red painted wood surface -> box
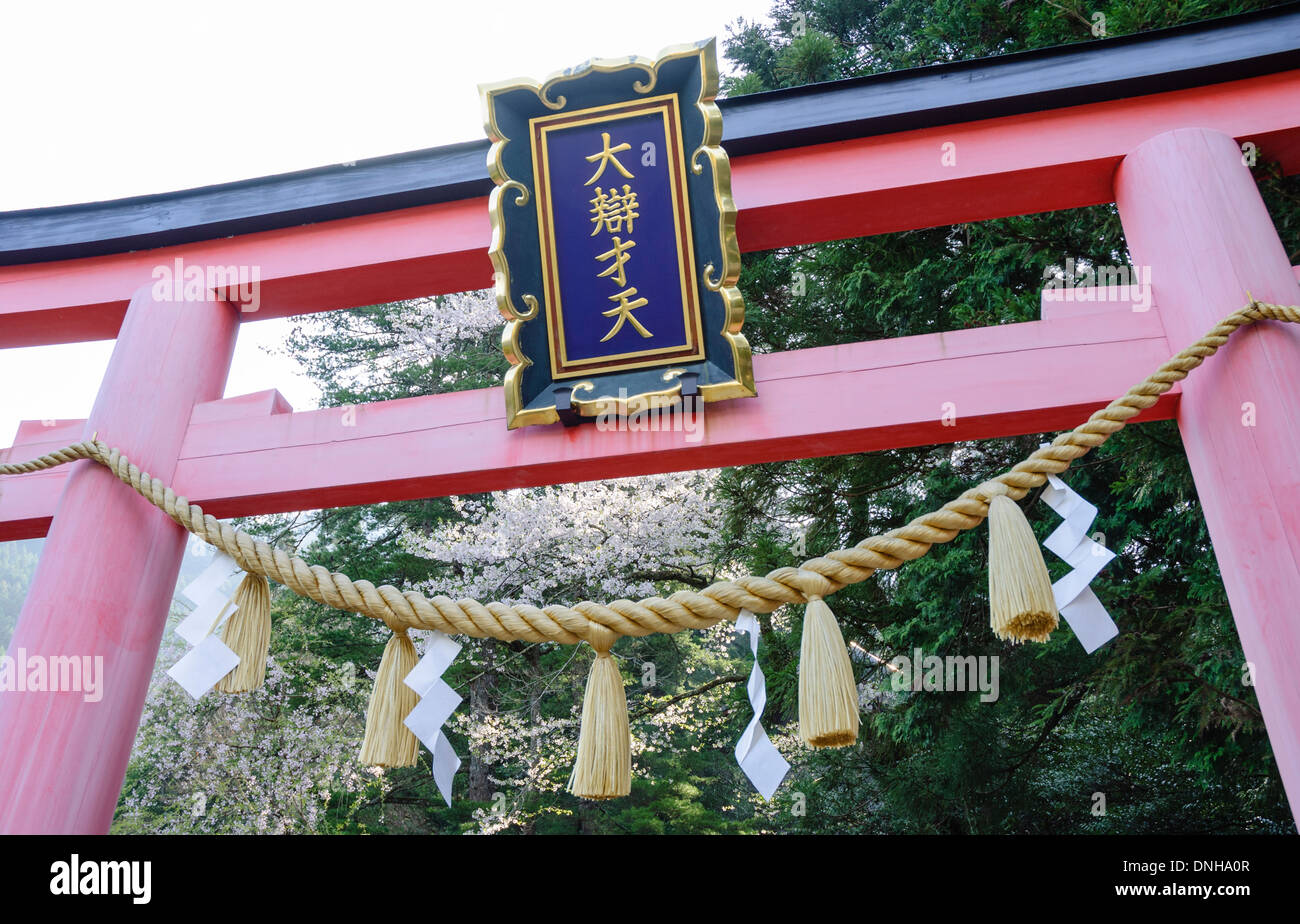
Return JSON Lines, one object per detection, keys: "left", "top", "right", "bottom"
{"left": 1, "top": 72, "right": 1298, "bottom": 348}
{"left": 2, "top": 68, "right": 1299, "bottom": 833}
{"left": 0, "top": 288, "right": 238, "bottom": 834}
{"left": 1116, "top": 128, "right": 1300, "bottom": 817}
{"left": 0, "top": 310, "right": 1176, "bottom": 540}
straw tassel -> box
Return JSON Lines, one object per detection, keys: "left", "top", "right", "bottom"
{"left": 798, "top": 595, "right": 860, "bottom": 748}
{"left": 215, "top": 573, "right": 272, "bottom": 693}
{"left": 359, "top": 629, "right": 420, "bottom": 768}
{"left": 568, "top": 626, "right": 631, "bottom": 800}
{"left": 987, "top": 493, "right": 1059, "bottom": 643}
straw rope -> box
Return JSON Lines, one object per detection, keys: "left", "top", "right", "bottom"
{"left": 3, "top": 299, "right": 1296, "bottom": 648}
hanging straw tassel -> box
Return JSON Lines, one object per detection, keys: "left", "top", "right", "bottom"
{"left": 987, "top": 494, "right": 1059, "bottom": 644}
{"left": 568, "top": 626, "right": 631, "bottom": 800}
{"left": 358, "top": 629, "right": 420, "bottom": 768}
{"left": 798, "top": 595, "right": 860, "bottom": 748}
{"left": 216, "top": 573, "right": 272, "bottom": 694}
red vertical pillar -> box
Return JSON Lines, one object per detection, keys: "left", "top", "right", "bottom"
{"left": 0, "top": 285, "right": 238, "bottom": 833}
{"left": 1115, "top": 128, "right": 1300, "bottom": 819}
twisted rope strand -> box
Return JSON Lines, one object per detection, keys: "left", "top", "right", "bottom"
{"left": 4, "top": 299, "right": 1296, "bottom": 648}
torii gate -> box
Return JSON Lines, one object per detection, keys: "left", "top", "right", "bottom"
{"left": 3, "top": 8, "right": 1300, "bottom": 833}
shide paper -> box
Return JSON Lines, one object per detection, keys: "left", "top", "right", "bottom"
{"left": 403, "top": 631, "right": 463, "bottom": 805}
{"left": 179, "top": 552, "right": 243, "bottom": 610}
{"left": 734, "top": 610, "right": 790, "bottom": 800}
{"left": 1040, "top": 471, "right": 1120, "bottom": 653}
{"left": 168, "top": 551, "right": 244, "bottom": 697}
{"left": 168, "top": 635, "right": 240, "bottom": 700}
{"left": 175, "top": 593, "right": 237, "bottom": 647}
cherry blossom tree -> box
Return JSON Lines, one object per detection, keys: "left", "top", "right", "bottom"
{"left": 115, "top": 629, "right": 388, "bottom": 834}
{"left": 400, "top": 469, "right": 791, "bottom": 833}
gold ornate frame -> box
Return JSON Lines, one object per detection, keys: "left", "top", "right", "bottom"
{"left": 480, "top": 38, "right": 755, "bottom": 429}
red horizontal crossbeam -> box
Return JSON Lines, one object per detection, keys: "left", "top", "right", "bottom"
{"left": 0, "top": 305, "right": 1175, "bottom": 540}
{"left": 1, "top": 71, "right": 1298, "bottom": 350}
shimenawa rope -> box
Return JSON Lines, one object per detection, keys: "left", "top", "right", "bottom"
{"left": 4, "top": 298, "right": 1293, "bottom": 646}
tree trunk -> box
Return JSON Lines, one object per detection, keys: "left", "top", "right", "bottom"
{"left": 466, "top": 640, "right": 499, "bottom": 802}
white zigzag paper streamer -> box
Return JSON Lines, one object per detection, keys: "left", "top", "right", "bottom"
{"left": 175, "top": 551, "right": 242, "bottom": 645}
{"left": 734, "top": 610, "right": 790, "bottom": 800}
{"left": 403, "top": 631, "right": 463, "bottom": 806}
{"left": 1039, "top": 471, "right": 1120, "bottom": 653}
{"left": 167, "top": 552, "right": 243, "bottom": 699}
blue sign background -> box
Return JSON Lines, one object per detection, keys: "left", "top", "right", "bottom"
{"left": 543, "top": 111, "right": 692, "bottom": 366}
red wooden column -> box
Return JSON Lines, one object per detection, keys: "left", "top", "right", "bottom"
{"left": 1115, "top": 128, "right": 1300, "bottom": 818}
{"left": 0, "top": 286, "right": 238, "bottom": 833}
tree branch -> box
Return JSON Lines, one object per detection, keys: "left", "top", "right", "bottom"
{"left": 631, "top": 674, "right": 747, "bottom": 720}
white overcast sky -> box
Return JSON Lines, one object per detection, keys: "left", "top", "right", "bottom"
{"left": 0, "top": 0, "right": 772, "bottom": 447}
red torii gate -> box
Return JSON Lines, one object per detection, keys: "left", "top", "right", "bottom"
{"left": 3, "top": 11, "right": 1300, "bottom": 832}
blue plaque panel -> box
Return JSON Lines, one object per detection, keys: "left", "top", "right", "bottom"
{"left": 481, "top": 40, "right": 755, "bottom": 429}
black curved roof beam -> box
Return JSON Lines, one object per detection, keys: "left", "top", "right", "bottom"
{"left": 1, "top": 2, "right": 1299, "bottom": 266}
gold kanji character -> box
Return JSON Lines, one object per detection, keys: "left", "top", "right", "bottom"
{"left": 584, "top": 132, "right": 634, "bottom": 186}
{"left": 595, "top": 236, "right": 636, "bottom": 287}
{"left": 589, "top": 185, "right": 640, "bottom": 236}
{"left": 601, "top": 287, "right": 652, "bottom": 342}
